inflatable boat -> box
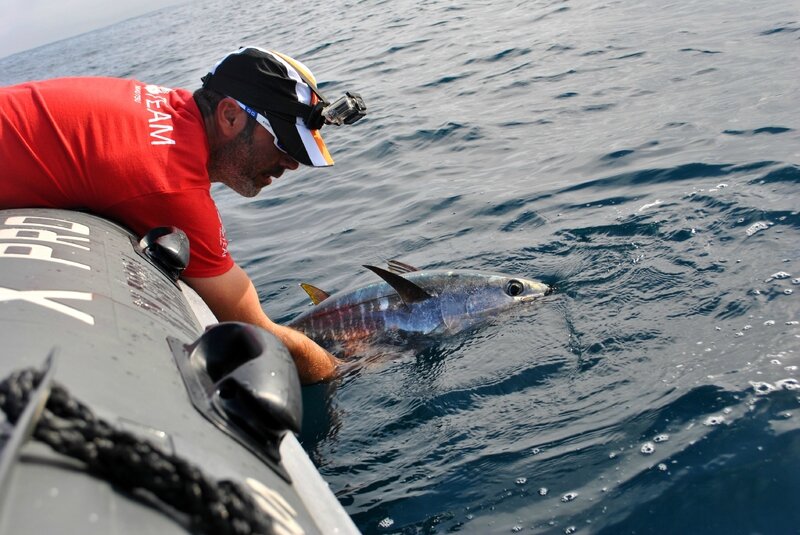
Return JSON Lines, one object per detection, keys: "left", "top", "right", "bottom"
{"left": 0, "top": 208, "right": 358, "bottom": 534}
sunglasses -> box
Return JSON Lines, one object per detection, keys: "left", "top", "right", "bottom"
{"left": 234, "top": 100, "right": 288, "bottom": 154}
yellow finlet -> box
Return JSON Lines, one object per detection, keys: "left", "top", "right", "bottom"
{"left": 300, "top": 283, "right": 330, "bottom": 305}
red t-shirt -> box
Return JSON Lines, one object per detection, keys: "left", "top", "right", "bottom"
{"left": 0, "top": 77, "right": 233, "bottom": 278}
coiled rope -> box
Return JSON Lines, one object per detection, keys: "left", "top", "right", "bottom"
{"left": 0, "top": 366, "right": 275, "bottom": 535}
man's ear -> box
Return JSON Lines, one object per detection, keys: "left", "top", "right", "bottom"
{"left": 215, "top": 97, "right": 246, "bottom": 139}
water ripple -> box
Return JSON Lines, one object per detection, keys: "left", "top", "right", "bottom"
{"left": 723, "top": 126, "right": 794, "bottom": 136}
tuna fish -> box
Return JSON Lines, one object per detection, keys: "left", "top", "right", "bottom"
{"left": 288, "top": 260, "right": 551, "bottom": 352}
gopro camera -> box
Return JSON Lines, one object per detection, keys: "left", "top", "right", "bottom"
{"left": 323, "top": 92, "right": 367, "bottom": 126}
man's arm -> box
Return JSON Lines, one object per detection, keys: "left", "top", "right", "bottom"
{"left": 183, "top": 264, "right": 339, "bottom": 384}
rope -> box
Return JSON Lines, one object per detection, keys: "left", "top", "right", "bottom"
{"left": 0, "top": 366, "right": 275, "bottom": 535}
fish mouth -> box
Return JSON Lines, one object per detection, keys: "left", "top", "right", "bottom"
{"left": 519, "top": 293, "right": 545, "bottom": 303}
{"left": 519, "top": 284, "right": 553, "bottom": 302}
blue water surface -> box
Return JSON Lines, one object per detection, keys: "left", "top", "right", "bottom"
{"left": 2, "top": 0, "right": 799, "bottom": 533}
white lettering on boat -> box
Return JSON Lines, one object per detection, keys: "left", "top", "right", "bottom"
{"left": 4, "top": 215, "right": 89, "bottom": 235}
{"left": 0, "top": 243, "right": 90, "bottom": 270}
{"left": 246, "top": 477, "right": 305, "bottom": 535}
{"left": 0, "top": 228, "right": 90, "bottom": 250}
{"left": 1, "top": 214, "right": 95, "bottom": 325}
{"left": 1, "top": 216, "right": 91, "bottom": 268}
{"left": 0, "top": 287, "right": 94, "bottom": 325}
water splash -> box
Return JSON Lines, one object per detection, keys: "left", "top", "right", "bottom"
{"left": 561, "top": 492, "right": 579, "bottom": 502}
{"left": 745, "top": 222, "right": 771, "bottom": 236}
{"left": 704, "top": 415, "right": 726, "bottom": 426}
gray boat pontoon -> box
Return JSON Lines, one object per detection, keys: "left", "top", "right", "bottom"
{"left": 0, "top": 208, "right": 358, "bottom": 534}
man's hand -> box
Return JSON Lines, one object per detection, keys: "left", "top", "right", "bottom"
{"left": 184, "top": 264, "right": 340, "bottom": 384}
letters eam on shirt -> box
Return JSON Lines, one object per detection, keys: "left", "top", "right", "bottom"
{"left": 0, "top": 215, "right": 95, "bottom": 325}
{"left": 140, "top": 84, "right": 177, "bottom": 146}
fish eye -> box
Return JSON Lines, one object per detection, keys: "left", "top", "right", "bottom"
{"left": 505, "top": 279, "right": 525, "bottom": 296}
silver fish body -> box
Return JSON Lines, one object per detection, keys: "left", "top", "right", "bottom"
{"left": 288, "top": 264, "right": 550, "bottom": 351}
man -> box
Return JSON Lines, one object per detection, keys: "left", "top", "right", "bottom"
{"left": 0, "top": 46, "right": 365, "bottom": 384}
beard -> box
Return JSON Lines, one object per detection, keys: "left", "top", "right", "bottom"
{"left": 208, "top": 124, "right": 271, "bottom": 198}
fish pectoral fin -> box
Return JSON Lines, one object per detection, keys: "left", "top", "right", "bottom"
{"left": 363, "top": 265, "right": 434, "bottom": 305}
{"left": 299, "top": 283, "right": 331, "bottom": 305}
{"left": 387, "top": 259, "right": 420, "bottom": 274}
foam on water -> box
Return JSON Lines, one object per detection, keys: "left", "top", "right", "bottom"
{"left": 561, "top": 492, "right": 579, "bottom": 503}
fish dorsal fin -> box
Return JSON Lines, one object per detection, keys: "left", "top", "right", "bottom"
{"left": 300, "top": 283, "right": 330, "bottom": 305}
{"left": 387, "top": 259, "right": 420, "bottom": 274}
{"left": 363, "top": 265, "right": 433, "bottom": 304}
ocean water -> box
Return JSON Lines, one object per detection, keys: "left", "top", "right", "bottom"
{"left": 2, "top": 0, "right": 799, "bottom": 533}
